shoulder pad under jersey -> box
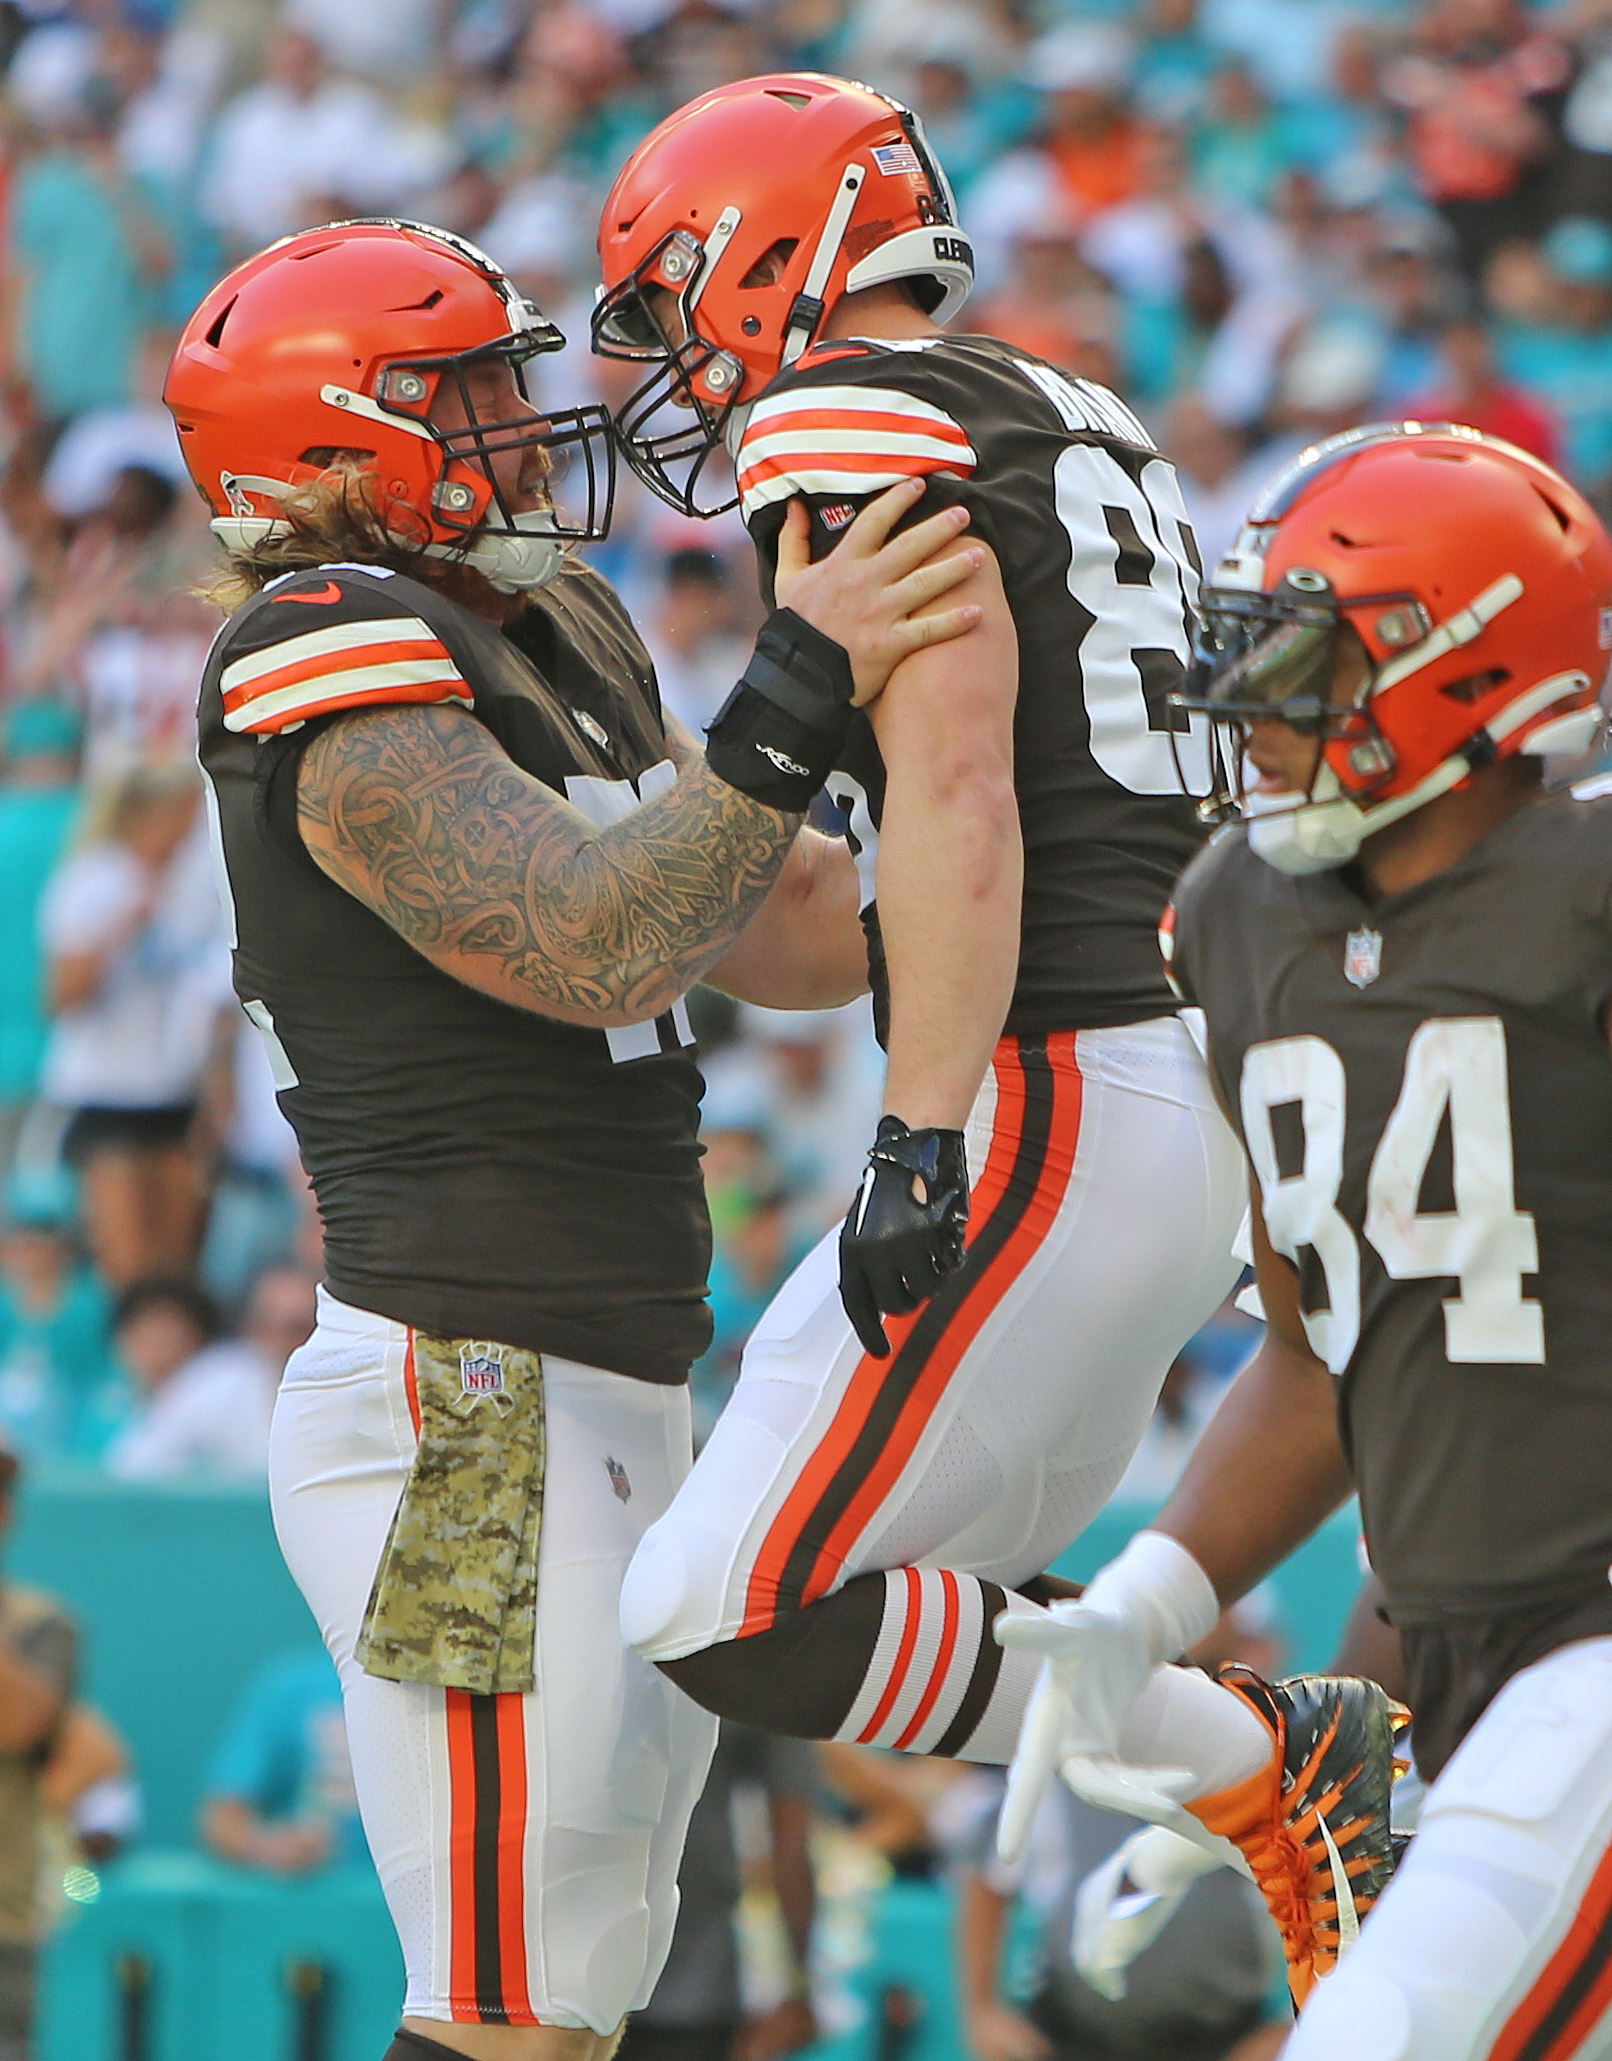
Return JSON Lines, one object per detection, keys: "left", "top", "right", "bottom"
{"left": 216, "top": 565, "right": 472, "bottom": 738}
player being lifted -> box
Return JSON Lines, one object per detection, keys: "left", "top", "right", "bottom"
{"left": 588, "top": 75, "right": 1383, "bottom": 1914}
{"left": 170, "top": 217, "right": 983, "bottom": 2061}
{"left": 1004, "top": 424, "right": 1612, "bottom": 2054}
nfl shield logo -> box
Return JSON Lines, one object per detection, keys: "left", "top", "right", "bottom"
{"left": 605, "top": 1457, "right": 631, "bottom": 1503}
{"left": 1344, "top": 928, "right": 1382, "bottom": 989}
{"left": 460, "top": 1342, "right": 506, "bottom": 1397}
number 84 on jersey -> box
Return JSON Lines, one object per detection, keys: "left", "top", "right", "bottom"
{"left": 1241, "top": 1017, "right": 1545, "bottom": 1374}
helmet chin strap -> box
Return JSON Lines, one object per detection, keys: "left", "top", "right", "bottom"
{"left": 426, "top": 517, "right": 565, "bottom": 593}
{"left": 1247, "top": 670, "right": 1593, "bottom": 875}
{"left": 782, "top": 163, "right": 867, "bottom": 367}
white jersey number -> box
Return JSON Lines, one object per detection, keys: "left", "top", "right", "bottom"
{"left": 1241, "top": 1018, "right": 1544, "bottom": 1373}
{"left": 1017, "top": 362, "right": 1210, "bottom": 799}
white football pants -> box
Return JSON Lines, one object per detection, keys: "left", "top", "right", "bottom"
{"left": 620, "top": 1016, "right": 1246, "bottom": 1751}
{"left": 270, "top": 1289, "right": 717, "bottom": 2034}
{"left": 1289, "top": 1635, "right": 1612, "bottom": 2061}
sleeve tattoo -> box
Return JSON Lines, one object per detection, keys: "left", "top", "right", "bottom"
{"left": 296, "top": 702, "right": 801, "bottom": 1027}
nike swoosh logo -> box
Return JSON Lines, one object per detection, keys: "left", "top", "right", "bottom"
{"left": 279, "top": 581, "right": 343, "bottom": 605}
{"left": 1315, "top": 1806, "right": 1360, "bottom": 1951}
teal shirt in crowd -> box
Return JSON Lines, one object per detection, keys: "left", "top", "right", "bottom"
{"left": 0, "top": 783, "right": 78, "bottom": 1103}
{"left": 1498, "top": 322, "right": 1612, "bottom": 490}
{"left": 205, "top": 1652, "right": 370, "bottom": 1871}
{"left": 0, "top": 1266, "right": 115, "bottom": 1461}
{"left": 11, "top": 151, "right": 150, "bottom": 420}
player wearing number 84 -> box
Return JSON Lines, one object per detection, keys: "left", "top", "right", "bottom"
{"left": 588, "top": 74, "right": 1262, "bottom": 1806}
{"left": 1004, "top": 424, "right": 1612, "bottom": 2059}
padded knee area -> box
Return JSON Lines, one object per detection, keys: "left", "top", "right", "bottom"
{"left": 617, "top": 1527, "right": 697, "bottom": 1659}
{"left": 657, "top": 1573, "right": 888, "bottom": 1738}
{"left": 1287, "top": 1962, "right": 1413, "bottom": 2060}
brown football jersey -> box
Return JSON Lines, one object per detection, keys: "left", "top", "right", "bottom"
{"left": 741, "top": 335, "right": 1211, "bottom": 1039}
{"left": 1169, "top": 787, "right": 1612, "bottom": 1627}
{"left": 199, "top": 559, "right": 709, "bottom": 1384}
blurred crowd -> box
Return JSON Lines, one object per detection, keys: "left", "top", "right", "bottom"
{"left": 8, "top": 0, "right": 1606, "bottom": 1473}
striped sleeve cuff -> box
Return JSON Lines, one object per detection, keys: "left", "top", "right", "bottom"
{"left": 221, "top": 616, "right": 471, "bottom": 735}
{"left": 738, "top": 383, "right": 977, "bottom": 519}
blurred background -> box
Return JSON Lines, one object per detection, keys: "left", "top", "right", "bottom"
{"left": 0, "top": 0, "right": 1575, "bottom": 2048}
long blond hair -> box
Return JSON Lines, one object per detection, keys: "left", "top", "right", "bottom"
{"left": 197, "top": 466, "right": 438, "bottom": 613}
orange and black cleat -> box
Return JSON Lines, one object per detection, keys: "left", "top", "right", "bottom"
{"left": 1187, "top": 1666, "right": 1408, "bottom": 2008}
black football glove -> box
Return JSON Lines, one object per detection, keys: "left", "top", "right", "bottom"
{"left": 839, "top": 1116, "right": 970, "bottom": 1358}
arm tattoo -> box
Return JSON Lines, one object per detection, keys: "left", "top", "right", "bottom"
{"left": 297, "top": 703, "right": 801, "bottom": 1027}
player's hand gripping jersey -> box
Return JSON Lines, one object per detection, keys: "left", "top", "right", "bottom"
{"left": 198, "top": 560, "right": 709, "bottom": 1383}
{"left": 737, "top": 335, "right": 1213, "bottom": 1035}
{"left": 1167, "top": 790, "right": 1612, "bottom": 1745}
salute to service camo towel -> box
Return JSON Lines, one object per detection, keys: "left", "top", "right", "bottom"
{"left": 357, "top": 1332, "right": 545, "bottom": 1694}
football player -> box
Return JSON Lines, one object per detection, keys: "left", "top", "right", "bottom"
{"left": 588, "top": 77, "right": 1265, "bottom": 1809}
{"left": 170, "top": 217, "right": 982, "bottom": 2061}
{"left": 1001, "top": 423, "right": 1612, "bottom": 2055}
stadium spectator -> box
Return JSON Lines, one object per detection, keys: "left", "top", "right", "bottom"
{"left": 5, "top": 78, "right": 170, "bottom": 428}
{"left": 0, "top": 1171, "right": 113, "bottom": 1463}
{"left": 196, "top": 1010, "right": 311, "bottom": 1313}
{"left": 199, "top": 26, "right": 448, "bottom": 255}
{"left": 0, "top": 1440, "right": 76, "bottom": 2061}
{"left": 105, "top": 1265, "right": 314, "bottom": 1483}
{"left": 1191, "top": 59, "right": 1295, "bottom": 213}
{"left": 38, "top": 761, "right": 227, "bottom": 1288}
{"left": 973, "top": 232, "right": 1122, "bottom": 385}
{"left": 971, "top": 21, "right": 1142, "bottom": 289}
{"left": 905, "top": 49, "right": 1030, "bottom": 200}
{"left": 1381, "top": 0, "right": 1568, "bottom": 280}
{"left": 1028, "top": 23, "right": 1147, "bottom": 223}
{"left": 0, "top": 702, "right": 79, "bottom": 1181}
{"left": 643, "top": 548, "right": 757, "bottom": 737}
{"left": 199, "top": 1647, "right": 367, "bottom": 1873}
{"left": 689, "top": 1117, "right": 795, "bottom": 1436}
{"left": 1159, "top": 395, "right": 1259, "bottom": 589}
{"left": 1495, "top": 213, "right": 1612, "bottom": 496}
{"left": 616, "top": 1723, "right": 819, "bottom": 2061}
{"left": 1409, "top": 313, "right": 1561, "bottom": 461}
{"left": 1132, "top": 0, "right": 1219, "bottom": 128}
{"left": 39, "top": 1702, "right": 138, "bottom": 1870}
{"left": 27, "top": 433, "right": 220, "bottom": 786}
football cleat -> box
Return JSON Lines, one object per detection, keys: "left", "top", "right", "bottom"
{"left": 1187, "top": 1666, "right": 1407, "bottom": 2007}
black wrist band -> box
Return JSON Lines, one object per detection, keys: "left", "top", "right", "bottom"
{"left": 704, "top": 607, "right": 855, "bottom": 812}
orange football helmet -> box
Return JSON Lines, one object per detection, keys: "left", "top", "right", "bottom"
{"left": 593, "top": 73, "right": 973, "bottom": 513}
{"left": 165, "top": 218, "right": 614, "bottom": 592}
{"left": 1181, "top": 422, "right": 1612, "bottom": 871}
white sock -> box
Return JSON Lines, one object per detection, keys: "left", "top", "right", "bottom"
{"left": 950, "top": 1589, "right": 1046, "bottom": 1762}
{"left": 1118, "top": 1662, "right": 1271, "bottom": 1798}
{"left": 835, "top": 1571, "right": 1041, "bottom": 1759}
